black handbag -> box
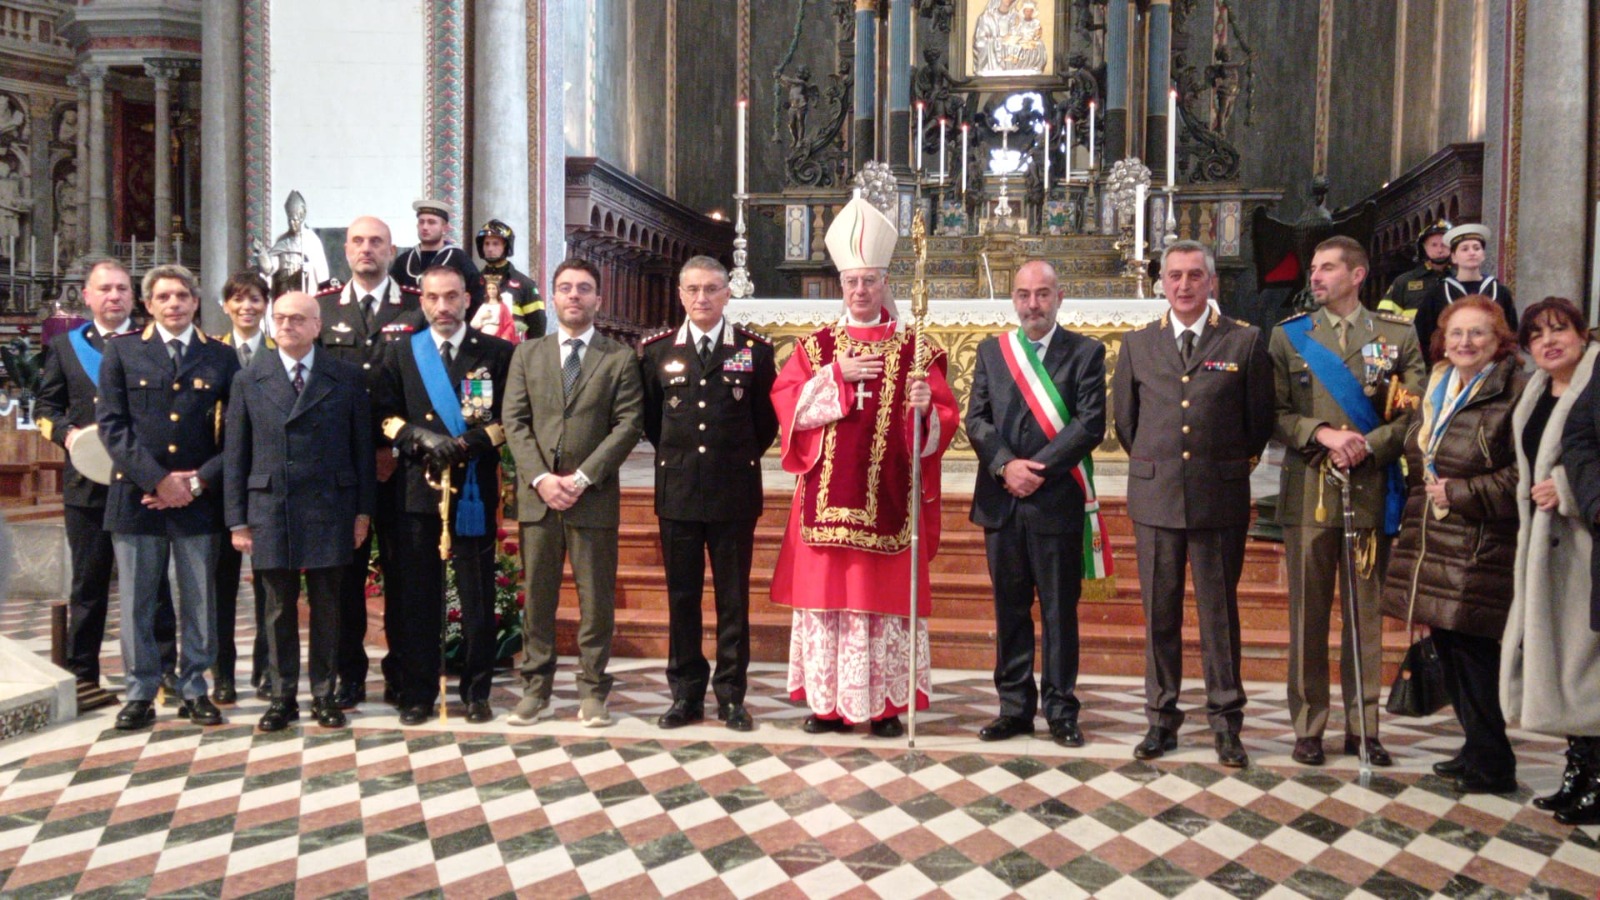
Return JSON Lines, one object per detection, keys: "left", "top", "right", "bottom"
{"left": 1387, "top": 635, "right": 1448, "bottom": 717}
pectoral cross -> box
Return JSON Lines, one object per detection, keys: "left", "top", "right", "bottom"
{"left": 855, "top": 380, "right": 874, "bottom": 411}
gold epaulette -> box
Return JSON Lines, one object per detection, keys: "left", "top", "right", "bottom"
{"left": 734, "top": 325, "right": 772, "bottom": 345}
{"left": 1373, "top": 311, "right": 1412, "bottom": 325}
{"left": 641, "top": 329, "right": 673, "bottom": 346}
{"left": 1235, "top": 318, "right": 1253, "bottom": 328}
{"left": 1277, "top": 311, "right": 1310, "bottom": 326}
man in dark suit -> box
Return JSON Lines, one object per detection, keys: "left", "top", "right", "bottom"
{"left": 211, "top": 271, "right": 275, "bottom": 704}
{"left": 966, "top": 259, "right": 1107, "bottom": 746}
{"left": 97, "top": 264, "right": 241, "bottom": 730}
{"left": 373, "top": 265, "right": 514, "bottom": 725}
{"left": 640, "top": 256, "right": 779, "bottom": 732}
{"left": 1111, "top": 240, "right": 1275, "bottom": 766}
{"left": 504, "top": 258, "right": 644, "bottom": 728}
{"left": 36, "top": 259, "right": 178, "bottom": 691}
{"left": 316, "top": 215, "right": 423, "bottom": 710}
{"left": 226, "top": 292, "right": 374, "bottom": 730}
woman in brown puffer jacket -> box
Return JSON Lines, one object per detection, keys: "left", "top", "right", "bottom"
{"left": 1383, "top": 296, "right": 1527, "bottom": 795}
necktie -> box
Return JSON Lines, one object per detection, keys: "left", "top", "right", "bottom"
{"left": 362, "top": 294, "right": 377, "bottom": 332}
{"left": 698, "top": 335, "right": 712, "bottom": 367}
{"left": 292, "top": 362, "right": 305, "bottom": 394}
{"left": 1181, "top": 330, "right": 1195, "bottom": 364}
{"left": 168, "top": 338, "right": 184, "bottom": 373}
{"left": 1031, "top": 340, "right": 1044, "bottom": 358}
{"left": 1334, "top": 320, "right": 1348, "bottom": 352}
{"left": 562, "top": 338, "right": 583, "bottom": 398}
{"left": 441, "top": 340, "right": 455, "bottom": 370}
{"left": 239, "top": 342, "right": 253, "bottom": 368}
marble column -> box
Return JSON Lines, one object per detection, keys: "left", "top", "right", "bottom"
{"left": 887, "top": 0, "right": 911, "bottom": 169}
{"left": 67, "top": 74, "right": 89, "bottom": 266}
{"left": 472, "top": 0, "right": 530, "bottom": 273}
{"left": 144, "top": 61, "right": 178, "bottom": 262}
{"left": 1144, "top": 0, "right": 1171, "bottom": 177}
{"left": 1104, "top": 0, "right": 1130, "bottom": 166}
{"left": 852, "top": 0, "right": 877, "bottom": 171}
{"left": 82, "top": 65, "right": 108, "bottom": 256}
{"left": 539, "top": 0, "right": 566, "bottom": 307}
{"left": 201, "top": 0, "right": 244, "bottom": 331}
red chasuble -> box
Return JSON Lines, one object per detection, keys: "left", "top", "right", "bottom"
{"left": 770, "top": 315, "right": 959, "bottom": 618}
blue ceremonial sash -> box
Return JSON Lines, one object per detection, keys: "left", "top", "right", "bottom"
{"left": 410, "top": 330, "right": 485, "bottom": 537}
{"left": 1282, "top": 315, "right": 1405, "bottom": 535}
{"left": 68, "top": 324, "right": 102, "bottom": 390}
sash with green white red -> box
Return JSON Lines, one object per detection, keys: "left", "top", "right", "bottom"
{"left": 997, "top": 330, "right": 1116, "bottom": 595}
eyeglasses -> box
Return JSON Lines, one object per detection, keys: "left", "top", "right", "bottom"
{"left": 1444, "top": 327, "right": 1491, "bottom": 342}
{"left": 841, "top": 275, "right": 884, "bottom": 291}
{"left": 272, "top": 314, "right": 313, "bottom": 327}
{"left": 679, "top": 284, "right": 727, "bottom": 297}
{"left": 556, "top": 283, "right": 597, "bottom": 296}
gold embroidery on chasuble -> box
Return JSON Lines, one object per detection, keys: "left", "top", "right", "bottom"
{"left": 797, "top": 324, "right": 917, "bottom": 554}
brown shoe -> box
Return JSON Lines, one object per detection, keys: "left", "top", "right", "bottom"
{"left": 1292, "top": 737, "right": 1326, "bottom": 766}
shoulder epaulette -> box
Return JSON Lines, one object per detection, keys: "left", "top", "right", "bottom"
{"left": 734, "top": 324, "right": 772, "bottom": 345}
{"left": 1234, "top": 318, "right": 1252, "bottom": 328}
{"left": 315, "top": 284, "right": 341, "bottom": 297}
{"left": 107, "top": 328, "right": 138, "bottom": 340}
{"left": 400, "top": 284, "right": 422, "bottom": 295}
{"left": 141, "top": 323, "right": 155, "bottom": 339}
{"left": 1277, "top": 311, "right": 1309, "bottom": 325}
{"left": 1374, "top": 311, "right": 1411, "bottom": 325}
{"left": 641, "top": 328, "right": 673, "bottom": 346}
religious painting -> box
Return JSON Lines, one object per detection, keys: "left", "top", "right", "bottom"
{"left": 958, "top": 0, "right": 1062, "bottom": 81}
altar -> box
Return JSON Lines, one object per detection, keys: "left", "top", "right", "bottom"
{"left": 726, "top": 296, "right": 1168, "bottom": 455}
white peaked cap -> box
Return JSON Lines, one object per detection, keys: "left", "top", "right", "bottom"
{"left": 825, "top": 195, "right": 899, "bottom": 271}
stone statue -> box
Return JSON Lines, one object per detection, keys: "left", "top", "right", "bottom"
{"left": 0, "top": 157, "right": 25, "bottom": 247}
{"left": 1208, "top": 46, "right": 1247, "bottom": 136}
{"left": 252, "top": 190, "right": 330, "bottom": 298}
{"left": 0, "top": 95, "right": 23, "bottom": 144}
{"left": 777, "top": 66, "right": 816, "bottom": 148}
{"left": 1085, "top": 0, "right": 1108, "bottom": 71}
{"left": 53, "top": 163, "right": 78, "bottom": 262}
{"left": 56, "top": 107, "right": 76, "bottom": 144}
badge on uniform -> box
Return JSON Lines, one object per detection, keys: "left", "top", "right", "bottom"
{"left": 1407, "top": 280, "right": 1424, "bottom": 291}
{"left": 1361, "top": 340, "right": 1398, "bottom": 389}
{"left": 722, "top": 348, "right": 754, "bottom": 373}
{"left": 667, "top": 396, "right": 681, "bottom": 408}
{"left": 1200, "top": 360, "right": 1239, "bottom": 372}
{"left": 732, "top": 387, "right": 744, "bottom": 401}
{"left": 668, "top": 375, "right": 687, "bottom": 386}
{"left": 461, "top": 368, "right": 494, "bottom": 422}
{"left": 382, "top": 323, "right": 414, "bottom": 334}
{"left": 664, "top": 360, "right": 685, "bottom": 374}
{"left": 331, "top": 322, "right": 353, "bottom": 333}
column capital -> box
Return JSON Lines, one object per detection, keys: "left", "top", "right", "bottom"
{"left": 76, "top": 63, "right": 107, "bottom": 86}
{"left": 143, "top": 59, "right": 185, "bottom": 83}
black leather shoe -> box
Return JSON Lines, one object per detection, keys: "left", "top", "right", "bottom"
{"left": 465, "top": 702, "right": 494, "bottom": 724}
{"left": 978, "top": 715, "right": 1035, "bottom": 742}
{"left": 802, "top": 714, "right": 848, "bottom": 734}
{"left": 1433, "top": 755, "right": 1467, "bottom": 777}
{"left": 256, "top": 684, "right": 272, "bottom": 701}
{"left": 1554, "top": 781, "right": 1600, "bottom": 826}
{"left": 1453, "top": 769, "right": 1518, "bottom": 795}
{"left": 1292, "top": 737, "right": 1326, "bottom": 766}
{"left": 310, "top": 700, "right": 347, "bottom": 729}
{"left": 657, "top": 700, "right": 705, "bottom": 729}
{"left": 1534, "top": 748, "right": 1592, "bottom": 812}
{"left": 1343, "top": 736, "right": 1393, "bottom": 767}
{"left": 383, "top": 684, "right": 400, "bottom": 707}
{"left": 719, "top": 703, "right": 754, "bottom": 732}
{"left": 1049, "top": 720, "right": 1084, "bottom": 747}
{"left": 258, "top": 699, "right": 299, "bottom": 732}
{"left": 334, "top": 682, "right": 366, "bottom": 710}
{"left": 213, "top": 678, "right": 237, "bottom": 705}
{"left": 398, "top": 704, "right": 433, "bottom": 726}
{"left": 115, "top": 700, "right": 156, "bottom": 731}
{"left": 1133, "top": 726, "right": 1178, "bottom": 760}
{"left": 870, "top": 716, "right": 904, "bottom": 738}
{"left": 1215, "top": 732, "right": 1248, "bottom": 768}
{"left": 178, "top": 696, "right": 224, "bottom": 726}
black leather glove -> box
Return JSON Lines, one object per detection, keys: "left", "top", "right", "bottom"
{"left": 461, "top": 427, "right": 497, "bottom": 458}
{"left": 406, "top": 426, "right": 467, "bottom": 468}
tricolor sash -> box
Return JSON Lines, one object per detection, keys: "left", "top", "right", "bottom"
{"left": 1281, "top": 315, "right": 1405, "bottom": 534}
{"left": 997, "top": 331, "right": 1115, "bottom": 596}
{"left": 410, "top": 330, "right": 486, "bottom": 537}
{"left": 68, "top": 324, "right": 102, "bottom": 390}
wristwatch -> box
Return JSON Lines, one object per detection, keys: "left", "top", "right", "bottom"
{"left": 187, "top": 475, "right": 204, "bottom": 496}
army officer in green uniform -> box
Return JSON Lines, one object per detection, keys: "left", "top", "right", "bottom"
{"left": 1270, "top": 235, "right": 1425, "bottom": 767}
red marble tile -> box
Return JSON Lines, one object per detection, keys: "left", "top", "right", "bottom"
{"left": 1459, "top": 856, "right": 1534, "bottom": 897}
{"left": 1308, "top": 847, "right": 1377, "bottom": 884}
{"left": 143, "top": 853, "right": 227, "bottom": 896}
{"left": 297, "top": 801, "right": 362, "bottom": 834}
{"left": 104, "top": 793, "right": 181, "bottom": 826}
{"left": 220, "top": 858, "right": 297, "bottom": 899}
{"left": 410, "top": 757, "right": 468, "bottom": 786}
{"left": 552, "top": 810, "right": 616, "bottom": 844}
{"left": 1163, "top": 840, "right": 1230, "bottom": 878}
{"left": 232, "top": 798, "right": 300, "bottom": 832}
{"left": 423, "top": 805, "right": 489, "bottom": 840}
{"left": 951, "top": 829, "right": 1019, "bottom": 867}
{"left": 1018, "top": 832, "right": 1085, "bottom": 870}
{"left": 590, "top": 872, "right": 663, "bottom": 900}
{"left": 367, "top": 865, "right": 444, "bottom": 900}
{"left": 1531, "top": 859, "right": 1600, "bottom": 897}
{"left": 363, "top": 804, "right": 427, "bottom": 834}
{"left": 439, "top": 864, "right": 516, "bottom": 898}
{"left": 1232, "top": 845, "right": 1302, "bottom": 882}
{"left": 815, "top": 822, "right": 880, "bottom": 860}
{"left": 487, "top": 809, "right": 550, "bottom": 842}
{"left": 2, "top": 850, "right": 95, "bottom": 890}
{"left": 685, "top": 816, "right": 747, "bottom": 850}
{"left": 1380, "top": 850, "right": 1457, "bottom": 892}
{"left": 513, "top": 869, "right": 585, "bottom": 898}
{"left": 1308, "top": 796, "right": 1364, "bottom": 828}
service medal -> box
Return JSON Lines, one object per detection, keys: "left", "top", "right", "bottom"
{"left": 732, "top": 387, "right": 744, "bottom": 401}
{"left": 668, "top": 396, "right": 681, "bottom": 408}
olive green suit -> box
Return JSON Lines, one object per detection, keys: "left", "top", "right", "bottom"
{"left": 1269, "top": 307, "right": 1425, "bottom": 739}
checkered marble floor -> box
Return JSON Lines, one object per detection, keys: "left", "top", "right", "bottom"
{"left": 1, "top": 596, "right": 1597, "bottom": 898}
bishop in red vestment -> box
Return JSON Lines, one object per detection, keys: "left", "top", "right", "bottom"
{"left": 770, "top": 196, "right": 959, "bottom": 737}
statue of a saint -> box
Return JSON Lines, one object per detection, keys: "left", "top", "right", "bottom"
{"left": 1208, "top": 46, "right": 1247, "bottom": 136}
{"left": 777, "top": 66, "right": 816, "bottom": 148}
{"left": 252, "top": 190, "right": 330, "bottom": 298}
{"left": 972, "top": 0, "right": 1046, "bottom": 76}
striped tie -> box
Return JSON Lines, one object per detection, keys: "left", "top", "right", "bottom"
{"left": 562, "top": 338, "right": 583, "bottom": 398}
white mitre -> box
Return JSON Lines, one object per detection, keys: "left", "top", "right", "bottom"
{"left": 826, "top": 194, "right": 900, "bottom": 321}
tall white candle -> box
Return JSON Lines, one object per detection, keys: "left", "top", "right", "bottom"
{"left": 1042, "top": 121, "right": 1050, "bottom": 194}
{"left": 961, "top": 123, "right": 970, "bottom": 194}
{"left": 130, "top": 236, "right": 136, "bottom": 272}
{"left": 29, "top": 235, "right": 35, "bottom": 276}
{"left": 6, "top": 236, "right": 13, "bottom": 281}
{"left": 1064, "top": 117, "right": 1074, "bottom": 181}
{"left": 1134, "top": 184, "right": 1147, "bottom": 264}
{"left": 1088, "top": 101, "right": 1097, "bottom": 170}
{"left": 938, "top": 118, "right": 947, "bottom": 182}
{"left": 736, "top": 99, "right": 747, "bottom": 196}
{"left": 1167, "top": 88, "right": 1177, "bottom": 189}
{"left": 915, "top": 102, "right": 924, "bottom": 172}
{"left": 52, "top": 233, "right": 59, "bottom": 277}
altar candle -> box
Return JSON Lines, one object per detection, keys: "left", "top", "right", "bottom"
{"left": 1167, "top": 88, "right": 1177, "bottom": 189}
{"left": 130, "top": 235, "right": 136, "bottom": 272}
{"left": 6, "top": 236, "right": 13, "bottom": 281}
{"left": 1088, "top": 100, "right": 1097, "bottom": 170}
{"left": 961, "top": 122, "right": 970, "bottom": 194}
{"left": 1134, "top": 184, "right": 1147, "bottom": 264}
{"left": 938, "top": 118, "right": 947, "bottom": 181}
{"left": 29, "top": 235, "right": 35, "bottom": 276}
{"left": 51, "top": 233, "right": 58, "bottom": 277}
{"left": 736, "top": 99, "right": 747, "bottom": 196}
{"left": 915, "top": 101, "right": 925, "bottom": 172}
{"left": 1042, "top": 120, "right": 1050, "bottom": 193}
{"left": 1064, "top": 117, "right": 1074, "bottom": 182}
